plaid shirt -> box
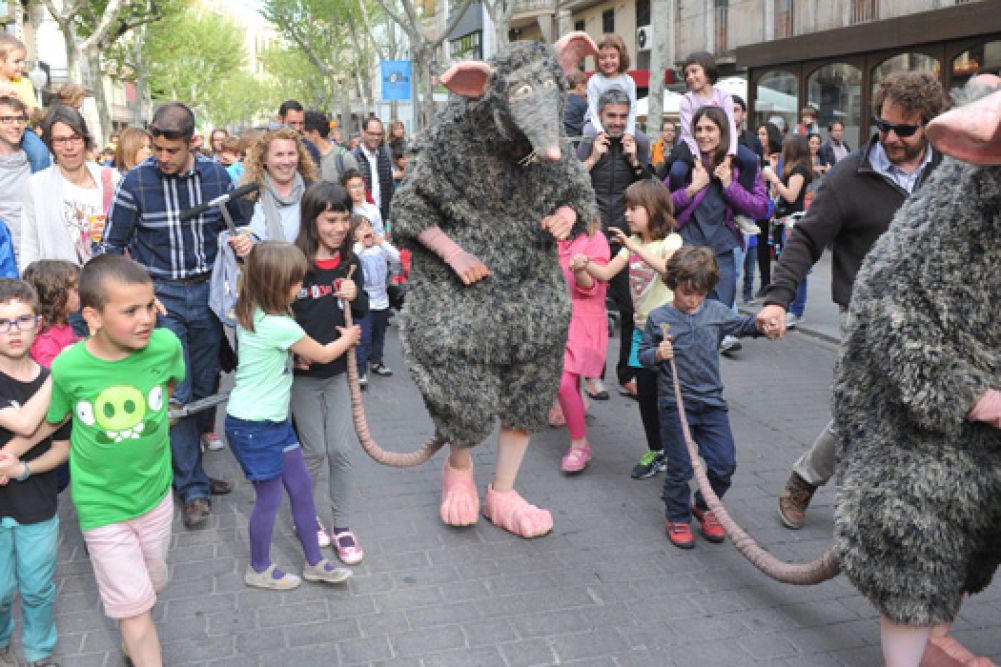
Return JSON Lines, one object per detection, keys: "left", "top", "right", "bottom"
{"left": 96, "top": 154, "right": 243, "bottom": 280}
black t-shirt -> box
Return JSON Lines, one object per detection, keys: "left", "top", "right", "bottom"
{"left": 782, "top": 164, "right": 814, "bottom": 215}
{"left": 291, "top": 255, "right": 370, "bottom": 379}
{"left": 0, "top": 365, "right": 72, "bottom": 525}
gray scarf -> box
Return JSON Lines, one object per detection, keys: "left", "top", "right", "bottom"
{"left": 260, "top": 171, "right": 305, "bottom": 241}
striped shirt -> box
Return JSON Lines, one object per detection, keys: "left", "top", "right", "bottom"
{"left": 96, "top": 154, "right": 242, "bottom": 280}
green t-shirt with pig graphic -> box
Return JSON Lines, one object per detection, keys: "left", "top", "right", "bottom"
{"left": 47, "top": 329, "right": 185, "bottom": 531}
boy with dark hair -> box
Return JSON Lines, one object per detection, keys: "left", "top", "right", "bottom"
{"left": 0, "top": 279, "right": 71, "bottom": 667}
{"left": 45, "top": 255, "right": 182, "bottom": 666}
{"left": 638, "top": 246, "right": 771, "bottom": 549}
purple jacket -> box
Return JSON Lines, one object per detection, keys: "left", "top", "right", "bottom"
{"left": 666, "top": 164, "right": 768, "bottom": 250}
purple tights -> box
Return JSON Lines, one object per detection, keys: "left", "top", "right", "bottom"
{"left": 249, "top": 447, "right": 323, "bottom": 572}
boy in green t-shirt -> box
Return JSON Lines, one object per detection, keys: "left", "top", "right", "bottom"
{"left": 48, "top": 255, "right": 184, "bottom": 667}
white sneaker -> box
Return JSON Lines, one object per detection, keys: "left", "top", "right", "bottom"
{"left": 786, "top": 313, "right": 800, "bottom": 329}
{"left": 201, "top": 432, "right": 225, "bottom": 451}
{"left": 316, "top": 517, "right": 331, "bottom": 548}
{"left": 719, "top": 335, "right": 742, "bottom": 354}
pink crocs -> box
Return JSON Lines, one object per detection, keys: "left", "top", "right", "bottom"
{"left": 440, "top": 458, "right": 479, "bottom": 526}
{"left": 482, "top": 485, "right": 553, "bottom": 538}
{"left": 560, "top": 443, "right": 591, "bottom": 474}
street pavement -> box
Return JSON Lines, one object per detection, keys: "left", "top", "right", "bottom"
{"left": 25, "top": 255, "right": 1001, "bottom": 665}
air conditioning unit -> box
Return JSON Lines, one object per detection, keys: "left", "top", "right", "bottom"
{"left": 636, "top": 25, "right": 652, "bottom": 52}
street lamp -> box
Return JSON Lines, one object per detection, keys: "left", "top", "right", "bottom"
{"left": 27, "top": 62, "right": 48, "bottom": 107}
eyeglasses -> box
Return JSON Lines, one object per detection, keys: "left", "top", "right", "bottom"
{"left": 51, "top": 134, "right": 84, "bottom": 146}
{"left": 0, "top": 116, "right": 28, "bottom": 126}
{"left": 0, "top": 315, "right": 37, "bottom": 334}
{"left": 873, "top": 116, "right": 924, "bottom": 138}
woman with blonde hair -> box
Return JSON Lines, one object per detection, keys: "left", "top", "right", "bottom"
{"left": 240, "top": 127, "right": 319, "bottom": 242}
{"left": 113, "top": 127, "right": 153, "bottom": 173}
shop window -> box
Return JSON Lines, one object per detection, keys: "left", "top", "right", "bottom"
{"left": 450, "top": 31, "right": 482, "bottom": 60}
{"left": 754, "top": 69, "right": 798, "bottom": 134}
{"left": 872, "top": 53, "right": 941, "bottom": 89}
{"left": 807, "top": 63, "right": 862, "bottom": 149}
{"left": 951, "top": 39, "right": 1001, "bottom": 87}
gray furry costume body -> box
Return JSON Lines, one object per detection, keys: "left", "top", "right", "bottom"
{"left": 832, "top": 83, "right": 1001, "bottom": 626}
{"left": 391, "top": 41, "right": 597, "bottom": 446}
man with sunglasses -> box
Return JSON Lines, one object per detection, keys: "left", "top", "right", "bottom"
{"left": 97, "top": 102, "right": 253, "bottom": 529}
{"left": 0, "top": 95, "right": 31, "bottom": 269}
{"left": 755, "top": 70, "right": 949, "bottom": 530}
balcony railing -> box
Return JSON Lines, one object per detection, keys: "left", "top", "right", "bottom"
{"left": 513, "top": 0, "right": 557, "bottom": 17}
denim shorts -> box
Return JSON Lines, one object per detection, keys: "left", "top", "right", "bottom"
{"left": 223, "top": 416, "right": 300, "bottom": 482}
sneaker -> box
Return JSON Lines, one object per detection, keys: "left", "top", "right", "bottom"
{"left": 692, "top": 506, "right": 725, "bottom": 543}
{"left": 182, "top": 498, "right": 210, "bottom": 529}
{"left": 31, "top": 658, "right": 60, "bottom": 667}
{"left": 244, "top": 563, "right": 301, "bottom": 590}
{"left": 333, "top": 529, "right": 364, "bottom": 565}
{"left": 560, "top": 443, "right": 591, "bottom": 474}
{"left": 358, "top": 373, "right": 368, "bottom": 389}
{"left": 370, "top": 362, "right": 393, "bottom": 376}
{"left": 316, "top": 517, "right": 331, "bottom": 548}
{"left": 0, "top": 645, "right": 16, "bottom": 667}
{"left": 303, "top": 558, "right": 353, "bottom": 584}
{"left": 201, "top": 432, "right": 225, "bottom": 451}
{"left": 777, "top": 471, "right": 818, "bottom": 529}
{"left": 585, "top": 378, "right": 609, "bottom": 401}
{"left": 786, "top": 313, "right": 800, "bottom": 329}
{"left": 630, "top": 449, "right": 665, "bottom": 480}
{"left": 719, "top": 335, "right": 742, "bottom": 355}
{"left": 665, "top": 521, "right": 695, "bottom": 549}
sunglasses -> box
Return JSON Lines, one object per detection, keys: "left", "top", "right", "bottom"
{"left": 873, "top": 117, "right": 924, "bottom": 138}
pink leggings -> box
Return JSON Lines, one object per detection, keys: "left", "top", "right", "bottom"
{"left": 557, "top": 370, "right": 587, "bottom": 440}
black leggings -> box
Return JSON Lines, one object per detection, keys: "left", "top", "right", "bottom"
{"left": 636, "top": 366, "right": 661, "bottom": 453}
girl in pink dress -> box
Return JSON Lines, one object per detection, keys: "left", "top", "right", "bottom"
{"left": 557, "top": 223, "right": 610, "bottom": 473}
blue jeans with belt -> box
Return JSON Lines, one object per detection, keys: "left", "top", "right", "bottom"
{"left": 155, "top": 278, "right": 220, "bottom": 503}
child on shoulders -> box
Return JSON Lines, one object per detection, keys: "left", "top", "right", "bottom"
{"left": 638, "top": 246, "right": 771, "bottom": 550}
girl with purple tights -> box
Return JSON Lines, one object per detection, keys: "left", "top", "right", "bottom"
{"left": 224, "top": 241, "right": 361, "bottom": 590}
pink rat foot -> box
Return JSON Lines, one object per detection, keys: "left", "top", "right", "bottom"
{"left": 482, "top": 485, "right": 553, "bottom": 538}
{"left": 440, "top": 459, "right": 479, "bottom": 526}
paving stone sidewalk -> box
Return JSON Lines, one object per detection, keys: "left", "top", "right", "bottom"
{"left": 23, "top": 309, "right": 1001, "bottom": 666}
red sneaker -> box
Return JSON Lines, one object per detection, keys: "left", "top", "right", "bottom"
{"left": 692, "top": 506, "right": 725, "bottom": 543}
{"left": 665, "top": 521, "right": 695, "bottom": 549}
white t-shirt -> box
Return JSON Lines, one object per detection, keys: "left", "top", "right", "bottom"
{"left": 61, "top": 179, "right": 105, "bottom": 264}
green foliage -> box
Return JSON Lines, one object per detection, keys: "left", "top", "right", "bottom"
{"left": 142, "top": 3, "right": 271, "bottom": 127}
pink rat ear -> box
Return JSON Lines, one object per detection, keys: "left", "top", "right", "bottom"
{"left": 926, "top": 75, "right": 1001, "bottom": 166}
{"left": 440, "top": 61, "right": 493, "bottom": 98}
{"left": 553, "top": 31, "right": 599, "bottom": 76}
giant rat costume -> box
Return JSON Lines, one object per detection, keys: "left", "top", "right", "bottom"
{"left": 832, "top": 75, "right": 1001, "bottom": 628}
{"left": 370, "top": 34, "right": 599, "bottom": 537}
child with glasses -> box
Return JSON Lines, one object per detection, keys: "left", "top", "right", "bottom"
{"left": 0, "top": 279, "right": 72, "bottom": 667}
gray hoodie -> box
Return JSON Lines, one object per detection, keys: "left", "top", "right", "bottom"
{"left": 638, "top": 298, "right": 759, "bottom": 409}
{"left": 0, "top": 149, "right": 30, "bottom": 264}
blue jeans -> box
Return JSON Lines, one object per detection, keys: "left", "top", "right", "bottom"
{"left": 0, "top": 516, "right": 58, "bottom": 662}
{"left": 155, "top": 279, "right": 220, "bottom": 503}
{"left": 789, "top": 276, "right": 808, "bottom": 318}
{"left": 708, "top": 250, "right": 737, "bottom": 310}
{"left": 21, "top": 131, "right": 51, "bottom": 174}
{"left": 742, "top": 245, "right": 757, "bottom": 302}
{"left": 356, "top": 307, "right": 391, "bottom": 368}
{"left": 659, "top": 403, "right": 736, "bottom": 522}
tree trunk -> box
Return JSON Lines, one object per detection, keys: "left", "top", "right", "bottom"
{"left": 338, "top": 74, "right": 354, "bottom": 136}
{"left": 646, "top": 0, "right": 673, "bottom": 136}
{"left": 85, "top": 50, "right": 112, "bottom": 145}
{"left": 413, "top": 47, "right": 436, "bottom": 130}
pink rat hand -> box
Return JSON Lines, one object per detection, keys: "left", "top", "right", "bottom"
{"left": 968, "top": 389, "right": 1001, "bottom": 428}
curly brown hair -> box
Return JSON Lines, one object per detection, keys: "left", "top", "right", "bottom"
{"left": 21, "top": 260, "right": 80, "bottom": 328}
{"left": 597, "top": 34, "right": 630, "bottom": 72}
{"left": 873, "top": 70, "right": 949, "bottom": 124}
{"left": 238, "top": 127, "right": 319, "bottom": 197}
{"left": 663, "top": 246, "right": 719, "bottom": 293}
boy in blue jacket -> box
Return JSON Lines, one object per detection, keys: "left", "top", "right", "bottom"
{"left": 639, "top": 245, "right": 770, "bottom": 549}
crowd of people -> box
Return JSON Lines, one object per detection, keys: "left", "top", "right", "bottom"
{"left": 0, "top": 25, "right": 978, "bottom": 667}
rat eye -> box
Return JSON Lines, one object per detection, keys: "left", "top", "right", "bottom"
{"left": 510, "top": 83, "right": 533, "bottom": 101}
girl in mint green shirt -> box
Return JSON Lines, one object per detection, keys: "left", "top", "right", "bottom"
{"left": 224, "top": 241, "right": 360, "bottom": 591}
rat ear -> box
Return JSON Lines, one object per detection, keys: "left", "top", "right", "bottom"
{"left": 440, "top": 62, "right": 493, "bottom": 98}
{"left": 554, "top": 31, "right": 599, "bottom": 76}
{"left": 926, "top": 80, "right": 1001, "bottom": 166}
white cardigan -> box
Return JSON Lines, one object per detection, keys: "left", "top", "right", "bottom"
{"left": 20, "top": 162, "right": 120, "bottom": 269}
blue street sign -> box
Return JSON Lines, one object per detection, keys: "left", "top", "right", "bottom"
{"left": 381, "top": 60, "right": 412, "bottom": 101}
